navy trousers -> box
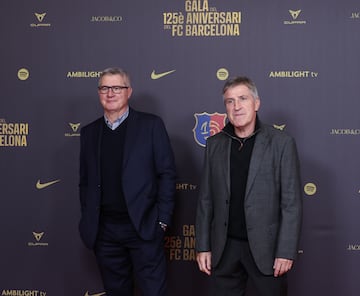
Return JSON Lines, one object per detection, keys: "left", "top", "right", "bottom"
{"left": 94, "top": 219, "right": 167, "bottom": 296}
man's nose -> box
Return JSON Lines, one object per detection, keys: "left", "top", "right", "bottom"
{"left": 107, "top": 88, "right": 115, "bottom": 96}
{"left": 234, "top": 99, "right": 242, "bottom": 109}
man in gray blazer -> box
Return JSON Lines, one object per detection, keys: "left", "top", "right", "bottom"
{"left": 196, "top": 76, "right": 302, "bottom": 296}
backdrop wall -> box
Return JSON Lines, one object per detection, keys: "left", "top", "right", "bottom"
{"left": 1, "top": 1, "right": 359, "bottom": 295}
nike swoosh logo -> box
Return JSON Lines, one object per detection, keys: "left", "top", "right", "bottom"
{"left": 151, "top": 69, "right": 176, "bottom": 80}
{"left": 36, "top": 179, "right": 61, "bottom": 189}
{"left": 84, "top": 292, "right": 106, "bottom": 296}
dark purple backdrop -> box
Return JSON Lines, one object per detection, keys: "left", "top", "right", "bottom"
{"left": 1, "top": 1, "right": 359, "bottom": 295}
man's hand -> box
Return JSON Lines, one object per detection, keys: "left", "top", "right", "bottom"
{"left": 273, "top": 258, "right": 293, "bottom": 277}
{"left": 196, "top": 251, "right": 212, "bottom": 276}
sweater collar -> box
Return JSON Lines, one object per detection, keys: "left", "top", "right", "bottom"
{"left": 222, "top": 116, "right": 261, "bottom": 140}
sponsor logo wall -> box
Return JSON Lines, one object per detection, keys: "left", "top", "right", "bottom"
{"left": 1, "top": 0, "right": 359, "bottom": 295}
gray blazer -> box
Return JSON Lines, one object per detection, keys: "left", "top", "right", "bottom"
{"left": 195, "top": 120, "right": 303, "bottom": 275}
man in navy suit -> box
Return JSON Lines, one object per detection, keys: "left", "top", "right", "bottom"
{"left": 79, "top": 67, "right": 176, "bottom": 296}
{"left": 196, "top": 76, "right": 302, "bottom": 296}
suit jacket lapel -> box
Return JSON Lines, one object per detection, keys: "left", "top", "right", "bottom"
{"left": 122, "top": 108, "right": 138, "bottom": 170}
{"left": 215, "top": 133, "right": 231, "bottom": 196}
{"left": 245, "top": 127, "right": 269, "bottom": 197}
{"left": 223, "top": 136, "right": 232, "bottom": 196}
{"left": 95, "top": 118, "right": 104, "bottom": 179}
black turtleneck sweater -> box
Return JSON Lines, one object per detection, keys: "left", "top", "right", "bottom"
{"left": 224, "top": 122, "right": 258, "bottom": 240}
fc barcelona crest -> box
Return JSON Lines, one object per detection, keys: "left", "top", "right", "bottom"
{"left": 193, "top": 112, "right": 227, "bottom": 147}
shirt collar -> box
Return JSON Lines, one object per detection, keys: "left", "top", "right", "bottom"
{"left": 104, "top": 107, "right": 129, "bottom": 130}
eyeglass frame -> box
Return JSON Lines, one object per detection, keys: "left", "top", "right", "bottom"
{"left": 98, "top": 85, "right": 129, "bottom": 94}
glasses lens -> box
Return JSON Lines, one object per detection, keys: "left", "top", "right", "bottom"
{"left": 98, "top": 86, "right": 127, "bottom": 94}
{"left": 112, "top": 86, "right": 121, "bottom": 93}
{"left": 99, "top": 86, "right": 108, "bottom": 93}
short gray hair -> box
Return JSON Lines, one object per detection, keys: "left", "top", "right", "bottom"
{"left": 222, "top": 76, "right": 259, "bottom": 99}
{"left": 98, "top": 67, "right": 131, "bottom": 87}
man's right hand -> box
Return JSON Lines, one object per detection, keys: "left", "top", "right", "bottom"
{"left": 196, "top": 251, "right": 212, "bottom": 275}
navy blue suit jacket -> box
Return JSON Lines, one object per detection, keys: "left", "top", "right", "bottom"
{"left": 79, "top": 108, "right": 176, "bottom": 249}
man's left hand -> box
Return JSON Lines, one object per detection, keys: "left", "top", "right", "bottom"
{"left": 273, "top": 258, "right": 293, "bottom": 277}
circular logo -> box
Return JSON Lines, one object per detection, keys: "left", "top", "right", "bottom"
{"left": 18, "top": 68, "right": 30, "bottom": 81}
{"left": 216, "top": 68, "right": 229, "bottom": 81}
{"left": 304, "top": 182, "right": 317, "bottom": 196}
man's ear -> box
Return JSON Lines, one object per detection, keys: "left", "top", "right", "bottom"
{"left": 255, "top": 98, "right": 260, "bottom": 112}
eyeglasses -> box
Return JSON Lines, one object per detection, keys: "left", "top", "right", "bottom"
{"left": 98, "top": 85, "right": 129, "bottom": 94}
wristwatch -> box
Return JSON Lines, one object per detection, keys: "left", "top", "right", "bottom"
{"left": 159, "top": 221, "right": 167, "bottom": 231}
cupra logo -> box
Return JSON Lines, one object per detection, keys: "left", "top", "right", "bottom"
{"left": 289, "top": 10, "right": 301, "bottom": 20}
{"left": 31, "top": 12, "right": 51, "bottom": 28}
{"left": 36, "top": 179, "right": 61, "bottom": 189}
{"left": 69, "top": 122, "right": 81, "bottom": 132}
{"left": 33, "top": 232, "right": 44, "bottom": 241}
{"left": 151, "top": 69, "right": 176, "bottom": 80}
{"left": 35, "top": 13, "right": 46, "bottom": 22}
{"left": 28, "top": 231, "right": 48, "bottom": 247}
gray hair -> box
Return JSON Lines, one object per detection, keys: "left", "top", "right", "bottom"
{"left": 98, "top": 67, "right": 131, "bottom": 87}
{"left": 222, "top": 76, "right": 259, "bottom": 99}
